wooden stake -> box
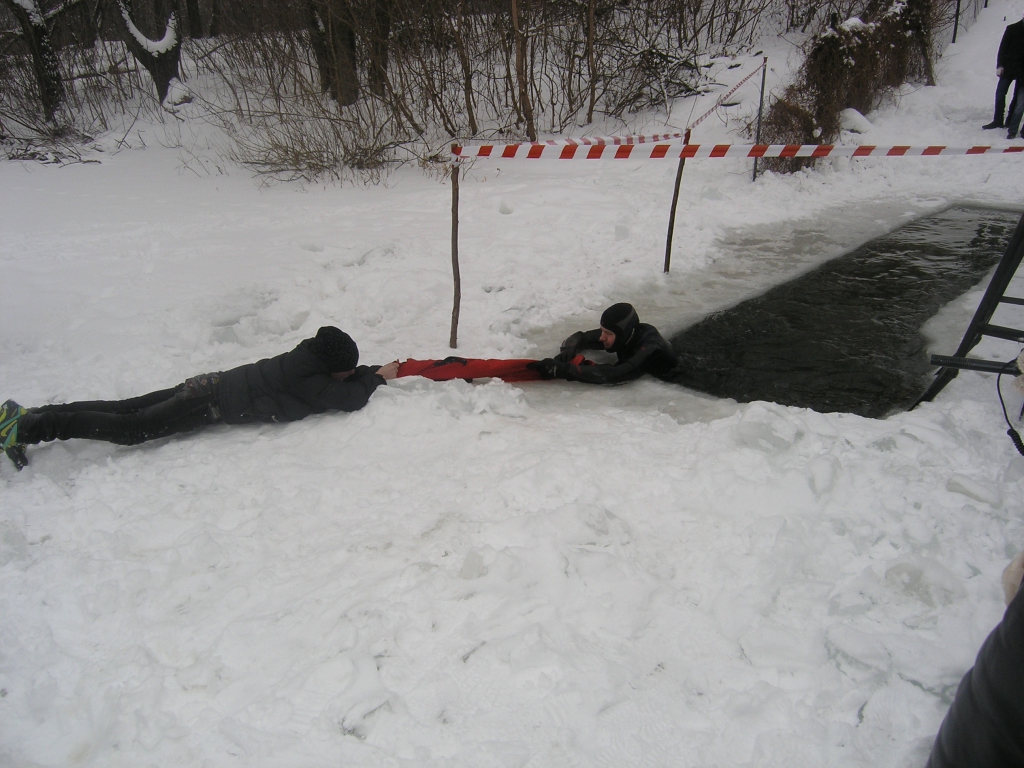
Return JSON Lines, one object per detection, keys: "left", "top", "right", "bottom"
{"left": 663, "top": 128, "right": 691, "bottom": 273}
{"left": 752, "top": 57, "right": 768, "bottom": 182}
{"left": 450, "top": 161, "right": 462, "bottom": 348}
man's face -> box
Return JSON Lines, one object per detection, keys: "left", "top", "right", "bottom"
{"left": 599, "top": 326, "right": 616, "bottom": 350}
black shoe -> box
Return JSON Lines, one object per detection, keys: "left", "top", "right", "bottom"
{"left": 983, "top": 121, "right": 1005, "bottom": 130}
{"left": 1009, "top": 131, "right": 1019, "bottom": 140}
{"left": 0, "top": 399, "right": 29, "bottom": 470}
{"left": 5, "top": 445, "right": 27, "bottom": 471}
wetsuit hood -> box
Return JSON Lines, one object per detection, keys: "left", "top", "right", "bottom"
{"left": 601, "top": 303, "right": 639, "bottom": 354}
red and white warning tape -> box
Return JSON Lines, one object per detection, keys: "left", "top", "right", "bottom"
{"left": 528, "top": 133, "right": 685, "bottom": 145}
{"left": 451, "top": 143, "right": 1024, "bottom": 160}
{"left": 688, "top": 58, "right": 767, "bottom": 131}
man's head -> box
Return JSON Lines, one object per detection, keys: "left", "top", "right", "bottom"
{"left": 309, "top": 326, "right": 359, "bottom": 372}
{"left": 599, "top": 303, "right": 639, "bottom": 351}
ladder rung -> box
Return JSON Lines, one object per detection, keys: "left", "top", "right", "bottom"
{"left": 998, "top": 296, "right": 1024, "bottom": 305}
{"left": 930, "top": 354, "right": 1021, "bottom": 374}
{"left": 981, "top": 323, "right": 1024, "bottom": 342}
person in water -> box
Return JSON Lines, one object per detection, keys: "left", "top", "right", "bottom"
{"left": 529, "top": 303, "right": 679, "bottom": 384}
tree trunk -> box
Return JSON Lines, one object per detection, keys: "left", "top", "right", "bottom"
{"left": 114, "top": 0, "right": 183, "bottom": 104}
{"left": 307, "top": 0, "right": 359, "bottom": 106}
{"left": 510, "top": 0, "right": 536, "bottom": 141}
{"left": 367, "top": 0, "right": 391, "bottom": 97}
{"left": 452, "top": 0, "right": 477, "bottom": 135}
{"left": 208, "top": 0, "right": 222, "bottom": 36}
{"left": 52, "top": 0, "right": 102, "bottom": 49}
{"left": 586, "top": 0, "right": 596, "bottom": 124}
{"left": 2, "top": 0, "right": 64, "bottom": 123}
{"left": 184, "top": 0, "right": 204, "bottom": 38}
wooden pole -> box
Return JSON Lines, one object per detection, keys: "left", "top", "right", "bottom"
{"left": 752, "top": 57, "right": 768, "bottom": 183}
{"left": 586, "top": 0, "right": 596, "bottom": 124}
{"left": 663, "top": 128, "right": 691, "bottom": 273}
{"left": 450, "top": 160, "right": 462, "bottom": 348}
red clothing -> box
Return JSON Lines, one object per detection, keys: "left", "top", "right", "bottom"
{"left": 396, "top": 357, "right": 544, "bottom": 383}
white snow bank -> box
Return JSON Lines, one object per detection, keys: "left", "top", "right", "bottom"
{"left": 840, "top": 108, "right": 874, "bottom": 134}
{"left": 2, "top": 2, "right": 1024, "bottom": 766}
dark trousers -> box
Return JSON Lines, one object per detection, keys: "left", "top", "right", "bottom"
{"left": 1009, "top": 83, "right": 1024, "bottom": 135}
{"left": 21, "top": 375, "right": 221, "bottom": 447}
{"left": 994, "top": 76, "right": 1019, "bottom": 125}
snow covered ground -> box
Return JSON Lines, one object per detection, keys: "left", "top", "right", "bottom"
{"left": 3, "top": 4, "right": 1024, "bottom": 766}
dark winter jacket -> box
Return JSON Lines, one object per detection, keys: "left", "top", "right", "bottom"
{"left": 558, "top": 323, "right": 679, "bottom": 384}
{"left": 216, "top": 339, "right": 386, "bottom": 425}
{"left": 997, "top": 20, "right": 1024, "bottom": 80}
{"left": 926, "top": 571, "right": 1024, "bottom": 768}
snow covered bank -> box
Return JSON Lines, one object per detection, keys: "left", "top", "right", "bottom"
{"left": 2, "top": 4, "right": 1024, "bottom": 766}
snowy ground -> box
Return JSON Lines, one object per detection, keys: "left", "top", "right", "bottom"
{"left": 4, "top": 5, "right": 1024, "bottom": 766}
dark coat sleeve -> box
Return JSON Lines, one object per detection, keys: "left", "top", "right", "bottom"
{"left": 288, "top": 366, "right": 385, "bottom": 414}
{"left": 926, "top": 573, "right": 1024, "bottom": 768}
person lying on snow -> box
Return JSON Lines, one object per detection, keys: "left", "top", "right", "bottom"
{"left": 0, "top": 326, "right": 399, "bottom": 471}
{"left": 528, "top": 302, "right": 679, "bottom": 384}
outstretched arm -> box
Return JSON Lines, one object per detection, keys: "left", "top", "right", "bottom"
{"left": 368, "top": 361, "right": 399, "bottom": 380}
{"left": 532, "top": 340, "right": 662, "bottom": 384}
{"left": 556, "top": 329, "right": 603, "bottom": 361}
{"left": 561, "top": 342, "right": 662, "bottom": 384}
{"left": 309, "top": 360, "right": 398, "bottom": 412}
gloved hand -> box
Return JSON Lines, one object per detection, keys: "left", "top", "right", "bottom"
{"left": 558, "top": 331, "right": 585, "bottom": 360}
{"left": 527, "top": 358, "right": 569, "bottom": 380}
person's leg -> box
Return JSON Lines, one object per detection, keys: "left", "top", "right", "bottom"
{"left": 32, "top": 386, "right": 183, "bottom": 415}
{"left": 20, "top": 386, "right": 217, "bottom": 446}
{"left": 986, "top": 76, "right": 1013, "bottom": 128}
{"left": 1008, "top": 82, "right": 1024, "bottom": 138}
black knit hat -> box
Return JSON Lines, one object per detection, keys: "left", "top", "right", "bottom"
{"left": 309, "top": 326, "right": 359, "bottom": 371}
{"left": 600, "top": 303, "right": 639, "bottom": 350}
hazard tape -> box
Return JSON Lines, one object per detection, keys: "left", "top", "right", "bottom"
{"left": 451, "top": 143, "right": 1024, "bottom": 160}
{"left": 527, "top": 133, "right": 684, "bottom": 145}
{"left": 688, "top": 58, "right": 767, "bottom": 131}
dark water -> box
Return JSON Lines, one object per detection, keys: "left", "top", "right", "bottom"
{"left": 669, "top": 206, "right": 1020, "bottom": 418}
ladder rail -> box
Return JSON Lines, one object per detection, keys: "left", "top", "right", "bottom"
{"left": 916, "top": 208, "right": 1024, "bottom": 406}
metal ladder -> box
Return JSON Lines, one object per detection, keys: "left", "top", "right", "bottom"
{"left": 916, "top": 209, "right": 1024, "bottom": 405}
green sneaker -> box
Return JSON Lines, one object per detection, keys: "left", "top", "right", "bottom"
{"left": 1, "top": 399, "right": 28, "bottom": 471}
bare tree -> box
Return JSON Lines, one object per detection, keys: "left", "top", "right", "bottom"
{"left": 366, "top": 0, "right": 390, "bottom": 95}
{"left": 510, "top": 0, "right": 536, "bottom": 140}
{"left": 307, "top": 0, "right": 359, "bottom": 105}
{"left": 113, "top": 0, "right": 182, "bottom": 104}
{"left": 585, "top": 0, "right": 596, "bottom": 123}
{"left": 10, "top": 0, "right": 954, "bottom": 176}
{"left": 2, "top": 0, "right": 64, "bottom": 122}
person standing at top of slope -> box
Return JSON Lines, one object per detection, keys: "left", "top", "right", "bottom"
{"left": 528, "top": 303, "right": 679, "bottom": 384}
{"left": 983, "top": 15, "right": 1024, "bottom": 135}
{"left": 0, "top": 326, "right": 399, "bottom": 470}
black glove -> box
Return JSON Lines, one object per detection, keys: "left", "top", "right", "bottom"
{"left": 527, "top": 358, "right": 568, "bottom": 380}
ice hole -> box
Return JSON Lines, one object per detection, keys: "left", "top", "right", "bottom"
{"left": 669, "top": 206, "right": 1020, "bottom": 417}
